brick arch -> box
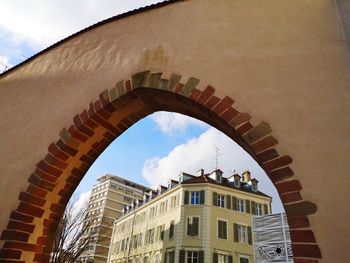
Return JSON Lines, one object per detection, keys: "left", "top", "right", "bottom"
{"left": 0, "top": 71, "right": 321, "bottom": 262}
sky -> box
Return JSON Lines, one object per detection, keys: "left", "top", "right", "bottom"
{"left": 0, "top": 1, "right": 284, "bottom": 213}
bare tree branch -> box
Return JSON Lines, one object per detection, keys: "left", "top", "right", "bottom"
{"left": 50, "top": 198, "right": 96, "bottom": 263}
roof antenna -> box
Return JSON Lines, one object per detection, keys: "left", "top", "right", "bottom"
{"left": 213, "top": 145, "right": 221, "bottom": 170}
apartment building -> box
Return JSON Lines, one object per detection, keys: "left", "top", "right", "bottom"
{"left": 107, "top": 169, "right": 272, "bottom": 263}
{"left": 78, "top": 174, "right": 152, "bottom": 263}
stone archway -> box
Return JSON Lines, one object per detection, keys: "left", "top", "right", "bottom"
{"left": 0, "top": 71, "right": 321, "bottom": 262}
{"left": 0, "top": 0, "right": 349, "bottom": 262}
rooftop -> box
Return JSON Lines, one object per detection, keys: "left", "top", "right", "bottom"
{"left": 121, "top": 168, "right": 272, "bottom": 217}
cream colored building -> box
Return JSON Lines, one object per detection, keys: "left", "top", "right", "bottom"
{"left": 107, "top": 169, "right": 272, "bottom": 263}
{"left": 78, "top": 175, "right": 152, "bottom": 263}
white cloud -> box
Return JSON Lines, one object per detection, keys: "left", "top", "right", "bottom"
{"left": 149, "top": 112, "right": 208, "bottom": 134}
{"left": 0, "top": 0, "right": 163, "bottom": 49}
{"left": 0, "top": 56, "right": 12, "bottom": 72}
{"left": 142, "top": 128, "right": 284, "bottom": 212}
{"left": 71, "top": 191, "right": 91, "bottom": 218}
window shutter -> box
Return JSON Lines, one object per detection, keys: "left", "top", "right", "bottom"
{"left": 232, "top": 196, "right": 237, "bottom": 210}
{"left": 169, "top": 221, "right": 174, "bottom": 238}
{"left": 184, "top": 191, "right": 189, "bottom": 205}
{"left": 179, "top": 250, "right": 185, "bottom": 263}
{"left": 233, "top": 223, "right": 238, "bottom": 242}
{"left": 251, "top": 201, "right": 256, "bottom": 215}
{"left": 213, "top": 192, "right": 217, "bottom": 206}
{"left": 248, "top": 226, "right": 252, "bottom": 245}
{"left": 226, "top": 195, "right": 231, "bottom": 209}
{"left": 223, "top": 221, "right": 227, "bottom": 239}
{"left": 155, "top": 228, "right": 159, "bottom": 241}
{"left": 187, "top": 218, "right": 191, "bottom": 235}
{"left": 193, "top": 217, "right": 199, "bottom": 236}
{"left": 228, "top": 255, "right": 233, "bottom": 263}
{"left": 199, "top": 251, "right": 204, "bottom": 263}
{"left": 264, "top": 204, "right": 268, "bottom": 215}
{"left": 213, "top": 252, "right": 218, "bottom": 263}
{"left": 200, "top": 190, "right": 205, "bottom": 204}
{"left": 246, "top": 200, "right": 251, "bottom": 213}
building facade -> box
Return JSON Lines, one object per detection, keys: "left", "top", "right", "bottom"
{"left": 78, "top": 174, "right": 152, "bottom": 263}
{"left": 107, "top": 169, "right": 272, "bottom": 263}
{"left": 253, "top": 213, "right": 293, "bottom": 263}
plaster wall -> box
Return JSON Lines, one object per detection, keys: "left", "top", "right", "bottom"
{"left": 0, "top": 0, "right": 349, "bottom": 261}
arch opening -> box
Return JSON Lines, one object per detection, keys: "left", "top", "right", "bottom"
{"left": 0, "top": 72, "right": 321, "bottom": 262}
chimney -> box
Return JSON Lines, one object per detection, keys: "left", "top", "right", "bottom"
{"left": 251, "top": 178, "right": 259, "bottom": 192}
{"left": 196, "top": 169, "right": 204, "bottom": 176}
{"left": 242, "top": 170, "right": 251, "bottom": 183}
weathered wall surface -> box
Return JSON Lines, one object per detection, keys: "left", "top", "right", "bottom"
{"left": 0, "top": 0, "right": 349, "bottom": 261}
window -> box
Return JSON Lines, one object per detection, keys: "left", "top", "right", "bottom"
{"left": 154, "top": 253, "right": 161, "bottom": 263}
{"left": 149, "top": 206, "right": 157, "bottom": 218}
{"left": 170, "top": 195, "right": 177, "bottom": 209}
{"left": 256, "top": 203, "right": 263, "bottom": 216}
{"left": 169, "top": 220, "right": 175, "bottom": 239}
{"left": 137, "top": 233, "right": 142, "bottom": 247}
{"left": 217, "top": 194, "right": 225, "bottom": 208}
{"left": 145, "top": 228, "right": 155, "bottom": 244}
{"left": 217, "top": 220, "right": 227, "bottom": 239}
{"left": 187, "top": 217, "right": 199, "bottom": 236}
{"left": 239, "top": 256, "right": 249, "bottom": 263}
{"left": 143, "top": 256, "right": 149, "bottom": 263}
{"left": 237, "top": 198, "right": 245, "bottom": 212}
{"left": 187, "top": 251, "right": 198, "bottom": 263}
{"left": 185, "top": 191, "right": 204, "bottom": 205}
{"left": 121, "top": 239, "right": 125, "bottom": 251}
{"left": 238, "top": 225, "right": 248, "bottom": 243}
{"left": 156, "top": 225, "right": 165, "bottom": 241}
{"left": 166, "top": 251, "right": 175, "bottom": 263}
{"left": 191, "top": 191, "right": 200, "bottom": 205}
{"left": 218, "top": 254, "right": 229, "bottom": 263}
{"left": 160, "top": 202, "right": 166, "bottom": 214}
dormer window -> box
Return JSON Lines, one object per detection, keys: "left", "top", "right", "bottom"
{"left": 252, "top": 183, "right": 258, "bottom": 192}
{"left": 251, "top": 178, "right": 259, "bottom": 192}
{"left": 179, "top": 175, "right": 183, "bottom": 183}
{"left": 234, "top": 178, "right": 240, "bottom": 187}
{"left": 149, "top": 190, "right": 154, "bottom": 199}
{"left": 209, "top": 169, "right": 223, "bottom": 182}
{"left": 233, "top": 174, "right": 241, "bottom": 187}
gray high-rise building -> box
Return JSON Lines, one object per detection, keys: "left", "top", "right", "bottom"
{"left": 78, "top": 174, "right": 152, "bottom": 263}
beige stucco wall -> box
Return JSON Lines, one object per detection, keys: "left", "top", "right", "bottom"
{"left": 0, "top": 0, "right": 349, "bottom": 261}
